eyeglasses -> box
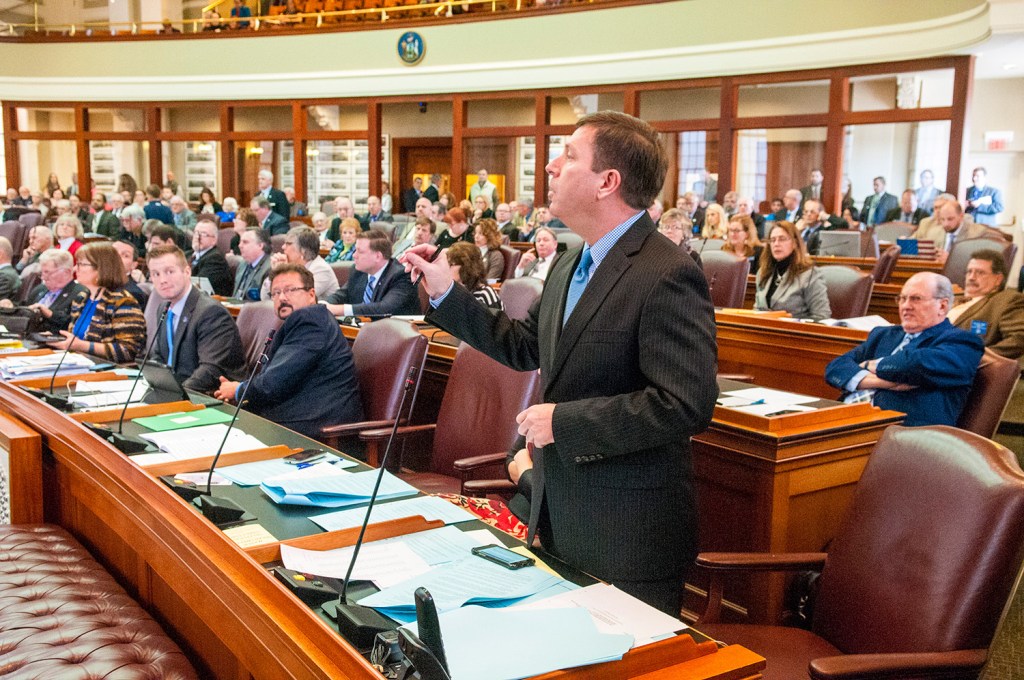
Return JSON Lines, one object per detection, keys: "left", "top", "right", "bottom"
{"left": 75, "top": 262, "right": 96, "bottom": 269}
{"left": 727, "top": 228, "right": 746, "bottom": 235}
{"left": 269, "top": 286, "right": 310, "bottom": 299}
{"left": 659, "top": 224, "right": 683, "bottom": 232}
{"left": 768, "top": 236, "right": 792, "bottom": 244}
{"left": 894, "top": 295, "right": 939, "bottom": 305}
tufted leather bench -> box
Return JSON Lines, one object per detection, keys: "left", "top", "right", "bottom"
{"left": 0, "top": 524, "right": 197, "bottom": 679}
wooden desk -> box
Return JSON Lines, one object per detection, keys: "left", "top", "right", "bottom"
{"left": 0, "top": 381, "right": 764, "bottom": 679}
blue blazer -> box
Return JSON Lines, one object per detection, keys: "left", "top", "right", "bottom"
{"left": 243, "top": 305, "right": 363, "bottom": 438}
{"left": 825, "top": 319, "right": 984, "bottom": 427}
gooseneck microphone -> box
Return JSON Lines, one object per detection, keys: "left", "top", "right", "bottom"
{"left": 26, "top": 343, "right": 74, "bottom": 411}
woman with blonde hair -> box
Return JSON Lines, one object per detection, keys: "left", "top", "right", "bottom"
{"left": 325, "top": 217, "right": 359, "bottom": 263}
{"left": 754, "top": 220, "right": 831, "bottom": 320}
{"left": 53, "top": 214, "right": 84, "bottom": 256}
{"left": 701, "top": 203, "right": 728, "bottom": 239}
{"left": 721, "top": 214, "right": 763, "bottom": 261}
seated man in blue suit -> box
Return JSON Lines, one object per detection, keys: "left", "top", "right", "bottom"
{"left": 322, "top": 228, "right": 420, "bottom": 317}
{"left": 826, "top": 272, "right": 984, "bottom": 427}
{"left": 213, "top": 264, "right": 362, "bottom": 439}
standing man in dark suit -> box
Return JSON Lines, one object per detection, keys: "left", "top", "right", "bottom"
{"left": 5, "top": 249, "right": 85, "bottom": 334}
{"left": 143, "top": 184, "right": 174, "bottom": 225}
{"left": 965, "top": 166, "right": 1004, "bottom": 226}
{"left": 251, "top": 196, "right": 289, "bottom": 237}
{"left": 826, "top": 272, "right": 983, "bottom": 427}
{"left": 403, "top": 177, "right": 425, "bottom": 213}
{"left": 800, "top": 169, "right": 824, "bottom": 203}
{"left": 405, "top": 111, "right": 718, "bottom": 615}
{"left": 189, "top": 221, "right": 233, "bottom": 296}
{"left": 214, "top": 264, "right": 363, "bottom": 439}
{"left": 423, "top": 174, "right": 441, "bottom": 203}
{"left": 232, "top": 227, "right": 272, "bottom": 301}
{"left": 147, "top": 245, "right": 246, "bottom": 394}
{"left": 323, "top": 229, "right": 420, "bottom": 317}
{"left": 255, "top": 169, "right": 290, "bottom": 221}
{"left": 88, "top": 192, "right": 120, "bottom": 238}
{"left": 885, "top": 189, "right": 928, "bottom": 225}
{"left": 862, "top": 176, "right": 899, "bottom": 227}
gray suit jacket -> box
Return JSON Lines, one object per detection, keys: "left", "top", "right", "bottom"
{"left": 754, "top": 266, "right": 832, "bottom": 320}
{"left": 428, "top": 214, "right": 718, "bottom": 588}
{"left": 233, "top": 255, "right": 272, "bottom": 300}
{"left": 0, "top": 264, "right": 20, "bottom": 302}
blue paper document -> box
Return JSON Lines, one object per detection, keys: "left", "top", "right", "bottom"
{"left": 310, "top": 495, "right": 476, "bottom": 531}
{"left": 261, "top": 468, "right": 418, "bottom": 507}
{"left": 218, "top": 454, "right": 355, "bottom": 486}
{"left": 402, "top": 605, "right": 633, "bottom": 680}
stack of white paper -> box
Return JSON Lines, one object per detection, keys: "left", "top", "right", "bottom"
{"left": 138, "top": 423, "right": 267, "bottom": 460}
{"left": 719, "top": 386, "right": 820, "bottom": 416}
{"left": 1, "top": 353, "right": 94, "bottom": 380}
{"left": 260, "top": 467, "right": 417, "bottom": 507}
{"left": 218, "top": 455, "right": 357, "bottom": 486}
{"left": 68, "top": 381, "right": 149, "bottom": 408}
{"left": 310, "top": 495, "right": 476, "bottom": 531}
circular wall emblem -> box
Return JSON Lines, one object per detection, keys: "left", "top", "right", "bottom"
{"left": 398, "top": 32, "right": 425, "bottom": 66}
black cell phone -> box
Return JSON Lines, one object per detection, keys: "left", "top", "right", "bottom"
{"left": 284, "top": 448, "right": 327, "bottom": 465}
{"left": 471, "top": 544, "right": 535, "bottom": 570}
{"left": 28, "top": 332, "right": 61, "bottom": 344}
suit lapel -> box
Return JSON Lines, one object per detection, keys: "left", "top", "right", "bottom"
{"left": 171, "top": 289, "right": 198, "bottom": 365}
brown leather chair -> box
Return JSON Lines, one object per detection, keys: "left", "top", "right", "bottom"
{"left": 870, "top": 244, "right": 901, "bottom": 283}
{"left": 696, "top": 425, "right": 1024, "bottom": 680}
{"left": 17, "top": 270, "right": 40, "bottom": 304}
{"left": 216, "top": 227, "right": 236, "bottom": 255}
{"left": 271, "top": 234, "right": 287, "bottom": 254}
{"left": 957, "top": 348, "right": 1021, "bottom": 439}
{"left": 370, "top": 221, "right": 396, "bottom": 241}
{"left": 321, "top": 319, "right": 428, "bottom": 448}
{"left": 499, "top": 277, "right": 543, "bottom": 321}
{"left": 873, "top": 222, "right": 916, "bottom": 243}
{"left": 330, "top": 260, "right": 354, "bottom": 289}
{"left": 235, "top": 301, "right": 283, "bottom": 371}
{"left": 945, "top": 238, "right": 1017, "bottom": 288}
{"left": 498, "top": 245, "right": 522, "bottom": 282}
{"left": 225, "top": 253, "right": 241, "bottom": 283}
{"left": 818, "top": 265, "right": 873, "bottom": 319}
{"left": 359, "top": 343, "right": 540, "bottom": 494}
{"left": 0, "top": 221, "right": 25, "bottom": 261}
{"left": 18, "top": 212, "right": 43, "bottom": 229}
{"left": 701, "top": 250, "right": 750, "bottom": 309}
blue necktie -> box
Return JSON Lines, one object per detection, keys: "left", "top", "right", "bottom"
{"left": 363, "top": 275, "right": 376, "bottom": 304}
{"left": 563, "top": 248, "right": 593, "bottom": 325}
{"left": 890, "top": 333, "right": 913, "bottom": 355}
{"left": 165, "top": 309, "right": 175, "bottom": 366}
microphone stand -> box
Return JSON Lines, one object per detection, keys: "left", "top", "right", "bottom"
{"left": 334, "top": 367, "right": 419, "bottom": 649}
{"left": 25, "top": 345, "right": 73, "bottom": 411}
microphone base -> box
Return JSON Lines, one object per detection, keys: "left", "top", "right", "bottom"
{"left": 158, "top": 475, "right": 206, "bottom": 502}
{"left": 81, "top": 422, "right": 152, "bottom": 454}
{"left": 328, "top": 601, "right": 397, "bottom": 651}
{"left": 24, "top": 388, "right": 73, "bottom": 412}
{"left": 194, "top": 495, "right": 253, "bottom": 528}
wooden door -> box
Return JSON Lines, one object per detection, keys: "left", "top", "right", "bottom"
{"left": 394, "top": 138, "right": 452, "bottom": 212}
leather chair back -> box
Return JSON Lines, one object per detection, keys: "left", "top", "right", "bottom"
{"left": 819, "top": 265, "right": 873, "bottom": 319}
{"left": 235, "top": 301, "right": 283, "bottom": 371}
{"left": 498, "top": 245, "right": 521, "bottom": 282}
{"left": 944, "top": 238, "right": 1015, "bottom": 287}
{"left": 320, "top": 201, "right": 336, "bottom": 217}
{"left": 216, "top": 227, "right": 235, "bottom": 255}
{"left": 958, "top": 348, "right": 1021, "bottom": 439}
{"left": 871, "top": 244, "right": 901, "bottom": 283}
{"left": 556, "top": 231, "right": 584, "bottom": 251}
{"left": 700, "top": 250, "right": 750, "bottom": 309}
{"left": 813, "top": 426, "right": 1024, "bottom": 655}
{"left": 859, "top": 231, "right": 880, "bottom": 258}
{"left": 17, "top": 212, "right": 43, "bottom": 229}
{"left": 499, "top": 277, "right": 543, "bottom": 321}
{"left": 330, "top": 261, "right": 354, "bottom": 289}
{"left": 370, "top": 222, "right": 396, "bottom": 241}
{"left": 17, "top": 271, "right": 40, "bottom": 304}
{"left": 271, "top": 234, "right": 286, "bottom": 254}
{"left": 225, "top": 253, "right": 241, "bottom": 284}
{"left": 691, "top": 238, "right": 725, "bottom": 252}
{"left": 0, "top": 221, "right": 25, "bottom": 261}
{"left": 874, "top": 222, "right": 915, "bottom": 243}
{"left": 351, "top": 319, "right": 428, "bottom": 423}
{"left": 430, "top": 344, "right": 540, "bottom": 476}
{"left": 417, "top": 281, "right": 430, "bottom": 314}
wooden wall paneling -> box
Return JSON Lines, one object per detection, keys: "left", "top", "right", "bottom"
{"left": 451, "top": 96, "right": 466, "bottom": 201}
{"left": 291, "top": 103, "right": 306, "bottom": 203}
{"left": 3, "top": 106, "right": 19, "bottom": 192}
{"left": 220, "top": 105, "right": 234, "bottom": 200}
{"left": 74, "top": 105, "right": 90, "bottom": 201}
{"left": 0, "top": 411, "right": 43, "bottom": 524}
{"left": 368, "top": 101, "right": 382, "bottom": 200}
{"left": 948, "top": 56, "right": 974, "bottom": 199}
{"left": 534, "top": 93, "right": 549, "bottom": 206}
{"left": 147, "top": 107, "right": 162, "bottom": 186}
{"left": 718, "top": 77, "right": 736, "bottom": 203}
{"left": 822, "top": 75, "right": 848, "bottom": 214}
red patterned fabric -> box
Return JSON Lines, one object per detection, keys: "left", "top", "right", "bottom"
{"left": 437, "top": 493, "right": 528, "bottom": 540}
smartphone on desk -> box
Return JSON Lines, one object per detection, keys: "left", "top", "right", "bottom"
{"left": 284, "top": 449, "right": 328, "bottom": 465}
{"left": 471, "top": 544, "right": 535, "bottom": 570}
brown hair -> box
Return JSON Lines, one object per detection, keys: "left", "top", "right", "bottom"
{"left": 78, "top": 242, "right": 127, "bottom": 290}
{"left": 721, "top": 214, "right": 761, "bottom": 258}
{"left": 756, "top": 220, "right": 813, "bottom": 287}
{"left": 446, "top": 241, "right": 487, "bottom": 292}
{"left": 356, "top": 228, "right": 393, "bottom": 260}
{"left": 268, "top": 262, "right": 315, "bottom": 290}
{"left": 475, "top": 218, "right": 502, "bottom": 249}
{"left": 576, "top": 111, "right": 667, "bottom": 210}
{"left": 415, "top": 216, "right": 436, "bottom": 235}
{"left": 146, "top": 244, "right": 188, "bottom": 268}
{"left": 969, "top": 249, "right": 1008, "bottom": 289}
{"left": 236, "top": 208, "right": 259, "bottom": 227}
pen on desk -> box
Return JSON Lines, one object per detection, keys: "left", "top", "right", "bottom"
{"left": 295, "top": 461, "right": 318, "bottom": 470}
{"left": 748, "top": 399, "right": 765, "bottom": 406}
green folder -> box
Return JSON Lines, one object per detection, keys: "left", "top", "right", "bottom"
{"left": 133, "top": 408, "right": 234, "bottom": 432}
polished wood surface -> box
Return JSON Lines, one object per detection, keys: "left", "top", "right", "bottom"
{"left": 0, "top": 410, "right": 43, "bottom": 524}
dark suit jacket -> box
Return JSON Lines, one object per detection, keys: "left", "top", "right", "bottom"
{"left": 126, "top": 279, "right": 149, "bottom": 313}
{"left": 952, "top": 289, "right": 1024, "bottom": 360}
{"left": 825, "top": 319, "right": 984, "bottom": 427}
{"left": 154, "top": 287, "right": 246, "bottom": 393}
{"left": 233, "top": 255, "right": 272, "bottom": 300}
{"left": 27, "top": 280, "right": 87, "bottom": 334}
{"left": 144, "top": 201, "right": 174, "bottom": 225}
{"left": 428, "top": 214, "right": 718, "bottom": 589}
{"left": 773, "top": 208, "right": 802, "bottom": 224}
{"left": 358, "top": 211, "right": 392, "bottom": 231}
{"left": 89, "top": 210, "right": 120, "bottom": 238}
{"left": 262, "top": 211, "right": 290, "bottom": 237}
{"left": 325, "top": 259, "right": 420, "bottom": 316}
{"left": 885, "top": 207, "right": 928, "bottom": 225}
{"left": 422, "top": 185, "right": 439, "bottom": 203}
{"left": 402, "top": 188, "right": 422, "bottom": 213}
{"left": 264, "top": 187, "right": 290, "bottom": 220}
{"left": 862, "top": 192, "right": 899, "bottom": 225}
{"left": 244, "top": 304, "right": 363, "bottom": 438}
{"left": 190, "top": 249, "right": 233, "bottom": 297}
{"left": 0, "top": 265, "right": 19, "bottom": 302}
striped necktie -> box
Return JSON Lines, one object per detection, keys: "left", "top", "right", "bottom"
{"left": 363, "top": 275, "right": 376, "bottom": 304}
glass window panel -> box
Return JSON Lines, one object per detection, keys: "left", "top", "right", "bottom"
{"left": 88, "top": 141, "right": 149, "bottom": 197}
{"left": 381, "top": 101, "right": 453, "bottom": 137}
{"left": 15, "top": 107, "right": 75, "bottom": 132}
{"left": 842, "top": 121, "right": 950, "bottom": 221}
{"left": 461, "top": 137, "right": 531, "bottom": 209}
{"left": 161, "top": 141, "right": 221, "bottom": 206}
{"left": 233, "top": 106, "right": 293, "bottom": 133}
{"left": 850, "top": 69, "right": 954, "bottom": 112}
{"left": 87, "top": 108, "right": 146, "bottom": 132}
{"left": 736, "top": 127, "right": 826, "bottom": 207}
{"left": 467, "top": 99, "right": 535, "bottom": 128}
{"left": 306, "top": 139, "right": 373, "bottom": 211}
{"left": 305, "top": 105, "right": 367, "bottom": 132}
{"left": 737, "top": 81, "right": 830, "bottom": 117}
{"left": 233, "top": 141, "right": 294, "bottom": 207}
{"left": 640, "top": 87, "right": 720, "bottom": 122}
{"left": 162, "top": 105, "right": 219, "bottom": 133}
{"left": 549, "top": 93, "right": 624, "bottom": 125}
{"left": 19, "top": 140, "right": 77, "bottom": 198}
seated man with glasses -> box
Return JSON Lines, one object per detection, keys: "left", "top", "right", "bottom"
{"left": 825, "top": 272, "right": 984, "bottom": 426}
{"left": 213, "top": 264, "right": 362, "bottom": 439}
